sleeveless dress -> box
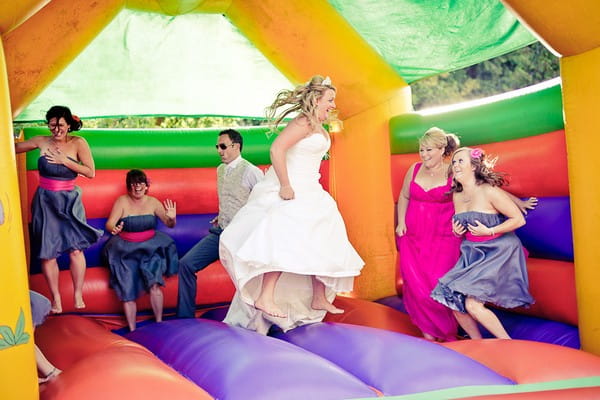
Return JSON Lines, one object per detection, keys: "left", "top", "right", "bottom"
{"left": 102, "top": 215, "right": 179, "bottom": 302}
{"left": 220, "top": 133, "right": 364, "bottom": 334}
{"left": 31, "top": 156, "right": 103, "bottom": 260}
{"left": 431, "top": 211, "right": 534, "bottom": 312}
{"left": 398, "top": 163, "right": 461, "bottom": 341}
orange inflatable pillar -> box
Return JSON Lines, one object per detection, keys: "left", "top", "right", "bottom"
{"left": 226, "top": 0, "right": 411, "bottom": 300}
{"left": 0, "top": 41, "right": 38, "bottom": 400}
{"left": 0, "top": 0, "right": 49, "bottom": 34}
{"left": 502, "top": 0, "right": 600, "bottom": 355}
{"left": 3, "top": 0, "right": 123, "bottom": 117}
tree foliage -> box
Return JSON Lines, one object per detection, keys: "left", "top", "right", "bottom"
{"left": 411, "top": 42, "right": 560, "bottom": 110}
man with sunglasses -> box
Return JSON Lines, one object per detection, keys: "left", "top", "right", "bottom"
{"left": 176, "top": 129, "right": 263, "bottom": 318}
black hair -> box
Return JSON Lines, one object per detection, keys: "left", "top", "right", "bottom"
{"left": 45, "top": 105, "right": 82, "bottom": 132}
{"left": 126, "top": 169, "right": 148, "bottom": 192}
{"left": 219, "top": 129, "right": 243, "bottom": 151}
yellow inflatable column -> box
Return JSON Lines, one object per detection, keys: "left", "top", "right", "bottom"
{"left": 3, "top": 0, "right": 123, "bottom": 117}
{"left": 502, "top": 0, "right": 600, "bottom": 355}
{"left": 561, "top": 48, "right": 600, "bottom": 355}
{"left": 0, "top": 42, "right": 38, "bottom": 400}
{"left": 227, "top": 0, "right": 411, "bottom": 300}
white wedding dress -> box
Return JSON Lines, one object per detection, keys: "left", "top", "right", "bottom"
{"left": 220, "top": 133, "right": 364, "bottom": 334}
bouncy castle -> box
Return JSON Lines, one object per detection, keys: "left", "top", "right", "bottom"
{"left": 1, "top": 1, "right": 600, "bottom": 399}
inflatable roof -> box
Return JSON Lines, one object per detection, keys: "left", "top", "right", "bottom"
{"left": 4, "top": 0, "right": 538, "bottom": 120}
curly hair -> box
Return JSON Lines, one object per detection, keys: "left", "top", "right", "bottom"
{"left": 265, "top": 75, "right": 336, "bottom": 133}
{"left": 450, "top": 147, "right": 507, "bottom": 193}
{"left": 419, "top": 127, "right": 460, "bottom": 157}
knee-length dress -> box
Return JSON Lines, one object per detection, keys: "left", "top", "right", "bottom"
{"left": 31, "top": 156, "right": 103, "bottom": 260}
{"left": 102, "top": 215, "right": 178, "bottom": 302}
{"left": 220, "top": 133, "right": 364, "bottom": 334}
{"left": 431, "top": 211, "right": 534, "bottom": 312}
{"left": 399, "top": 163, "right": 461, "bottom": 341}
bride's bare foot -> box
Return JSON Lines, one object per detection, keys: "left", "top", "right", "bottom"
{"left": 254, "top": 298, "right": 287, "bottom": 318}
{"left": 51, "top": 298, "right": 62, "bottom": 314}
{"left": 74, "top": 293, "right": 85, "bottom": 309}
{"left": 311, "top": 299, "right": 344, "bottom": 314}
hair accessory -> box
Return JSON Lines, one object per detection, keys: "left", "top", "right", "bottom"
{"left": 72, "top": 114, "right": 81, "bottom": 123}
{"left": 322, "top": 76, "right": 332, "bottom": 86}
{"left": 470, "top": 148, "right": 483, "bottom": 159}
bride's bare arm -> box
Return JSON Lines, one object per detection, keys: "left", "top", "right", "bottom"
{"left": 270, "top": 117, "right": 311, "bottom": 200}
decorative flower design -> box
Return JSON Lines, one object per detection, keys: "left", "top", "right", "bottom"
{"left": 471, "top": 148, "right": 483, "bottom": 159}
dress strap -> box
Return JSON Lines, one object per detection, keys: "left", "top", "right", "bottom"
{"left": 412, "top": 163, "right": 422, "bottom": 180}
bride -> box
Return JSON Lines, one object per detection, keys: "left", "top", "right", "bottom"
{"left": 219, "top": 75, "right": 364, "bottom": 334}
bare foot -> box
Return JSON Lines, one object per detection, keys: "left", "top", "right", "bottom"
{"left": 39, "top": 367, "right": 61, "bottom": 384}
{"left": 74, "top": 293, "right": 85, "bottom": 309}
{"left": 51, "top": 298, "right": 62, "bottom": 314}
{"left": 254, "top": 298, "right": 287, "bottom": 318}
{"left": 423, "top": 332, "right": 436, "bottom": 342}
{"left": 311, "top": 299, "right": 344, "bottom": 314}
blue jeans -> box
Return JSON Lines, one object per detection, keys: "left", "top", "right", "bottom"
{"left": 176, "top": 226, "right": 222, "bottom": 318}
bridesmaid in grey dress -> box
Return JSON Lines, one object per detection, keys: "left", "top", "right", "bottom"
{"left": 431, "top": 147, "right": 534, "bottom": 339}
{"left": 102, "top": 169, "right": 178, "bottom": 332}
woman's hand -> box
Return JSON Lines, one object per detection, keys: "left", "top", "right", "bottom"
{"left": 44, "top": 147, "right": 68, "bottom": 165}
{"left": 164, "top": 199, "right": 177, "bottom": 220}
{"left": 111, "top": 221, "right": 124, "bottom": 236}
{"left": 452, "top": 219, "right": 467, "bottom": 237}
{"left": 396, "top": 222, "right": 407, "bottom": 237}
{"left": 466, "top": 220, "right": 494, "bottom": 236}
{"left": 518, "top": 197, "right": 538, "bottom": 214}
{"left": 279, "top": 185, "right": 295, "bottom": 200}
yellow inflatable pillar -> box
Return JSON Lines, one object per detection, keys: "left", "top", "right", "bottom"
{"left": 561, "top": 48, "right": 600, "bottom": 355}
{"left": 3, "top": 0, "right": 124, "bottom": 117}
{"left": 502, "top": 0, "right": 600, "bottom": 354}
{"left": 0, "top": 41, "right": 38, "bottom": 400}
{"left": 226, "top": 0, "right": 411, "bottom": 300}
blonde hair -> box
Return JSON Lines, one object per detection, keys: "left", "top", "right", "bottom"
{"left": 266, "top": 75, "right": 336, "bottom": 133}
{"left": 419, "top": 127, "right": 460, "bottom": 157}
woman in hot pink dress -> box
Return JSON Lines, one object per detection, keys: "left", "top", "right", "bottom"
{"left": 396, "top": 128, "right": 461, "bottom": 341}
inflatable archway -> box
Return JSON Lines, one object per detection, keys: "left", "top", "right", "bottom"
{"left": 1, "top": 1, "right": 600, "bottom": 399}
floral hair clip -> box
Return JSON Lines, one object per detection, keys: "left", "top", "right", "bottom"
{"left": 470, "top": 148, "right": 483, "bottom": 159}
{"left": 322, "top": 76, "right": 332, "bottom": 86}
{"left": 72, "top": 115, "right": 81, "bottom": 123}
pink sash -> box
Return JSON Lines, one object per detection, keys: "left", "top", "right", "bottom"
{"left": 465, "top": 232, "right": 501, "bottom": 242}
{"left": 39, "top": 176, "right": 75, "bottom": 191}
{"left": 119, "top": 230, "right": 155, "bottom": 242}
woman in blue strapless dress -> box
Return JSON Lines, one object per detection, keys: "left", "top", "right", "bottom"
{"left": 431, "top": 147, "right": 534, "bottom": 339}
{"left": 102, "top": 169, "right": 178, "bottom": 332}
{"left": 15, "top": 106, "right": 102, "bottom": 314}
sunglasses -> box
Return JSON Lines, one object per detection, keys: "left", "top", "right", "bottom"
{"left": 216, "top": 143, "right": 236, "bottom": 150}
